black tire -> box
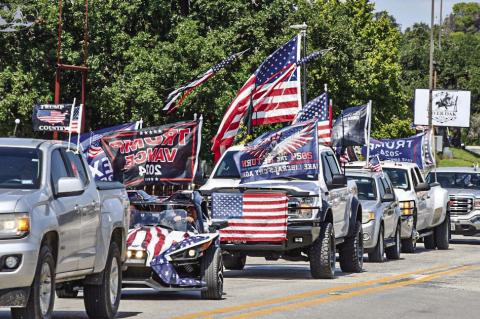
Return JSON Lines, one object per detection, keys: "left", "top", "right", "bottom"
{"left": 435, "top": 214, "right": 450, "bottom": 250}
{"left": 401, "top": 228, "right": 417, "bottom": 253}
{"left": 11, "top": 245, "right": 56, "bottom": 319}
{"left": 223, "top": 254, "right": 246, "bottom": 271}
{"left": 368, "top": 224, "right": 384, "bottom": 263}
{"left": 201, "top": 246, "right": 224, "bottom": 300}
{"left": 339, "top": 220, "right": 364, "bottom": 273}
{"left": 386, "top": 223, "right": 401, "bottom": 260}
{"left": 423, "top": 231, "right": 436, "bottom": 249}
{"left": 84, "top": 241, "right": 121, "bottom": 319}
{"left": 309, "top": 222, "right": 336, "bottom": 279}
{"left": 56, "top": 286, "right": 78, "bottom": 299}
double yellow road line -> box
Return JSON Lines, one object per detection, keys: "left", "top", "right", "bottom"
{"left": 174, "top": 264, "right": 476, "bottom": 319}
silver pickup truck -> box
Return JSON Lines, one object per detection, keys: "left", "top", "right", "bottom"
{"left": 0, "top": 138, "right": 129, "bottom": 319}
{"left": 427, "top": 167, "right": 480, "bottom": 236}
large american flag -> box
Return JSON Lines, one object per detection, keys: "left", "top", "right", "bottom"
{"left": 292, "top": 93, "right": 331, "bottom": 144}
{"left": 212, "top": 36, "right": 301, "bottom": 161}
{"left": 163, "top": 50, "right": 247, "bottom": 113}
{"left": 37, "top": 110, "right": 66, "bottom": 125}
{"left": 212, "top": 192, "right": 288, "bottom": 242}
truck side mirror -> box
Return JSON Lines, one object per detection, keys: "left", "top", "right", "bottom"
{"left": 56, "top": 177, "right": 84, "bottom": 197}
{"left": 382, "top": 193, "right": 395, "bottom": 202}
{"left": 209, "top": 220, "right": 229, "bottom": 232}
{"left": 414, "top": 182, "right": 431, "bottom": 192}
{"left": 328, "top": 174, "right": 347, "bottom": 189}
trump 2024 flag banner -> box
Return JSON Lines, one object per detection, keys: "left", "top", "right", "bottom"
{"left": 212, "top": 192, "right": 288, "bottom": 242}
{"left": 238, "top": 120, "right": 319, "bottom": 183}
{"left": 101, "top": 119, "right": 202, "bottom": 187}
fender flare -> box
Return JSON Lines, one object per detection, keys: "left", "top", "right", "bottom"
{"left": 347, "top": 197, "right": 361, "bottom": 237}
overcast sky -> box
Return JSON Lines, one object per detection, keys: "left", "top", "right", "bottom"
{"left": 373, "top": 0, "right": 480, "bottom": 30}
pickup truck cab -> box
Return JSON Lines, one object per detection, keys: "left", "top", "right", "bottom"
{"left": 202, "top": 145, "right": 363, "bottom": 279}
{"left": 0, "top": 138, "right": 129, "bottom": 319}
{"left": 346, "top": 161, "right": 450, "bottom": 253}
{"left": 427, "top": 167, "right": 480, "bottom": 236}
{"left": 345, "top": 170, "right": 401, "bottom": 262}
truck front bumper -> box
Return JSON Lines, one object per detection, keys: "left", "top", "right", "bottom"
{"left": 400, "top": 215, "right": 415, "bottom": 239}
{"left": 0, "top": 238, "right": 38, "bottom": 307}
{"left": 221, "top": 224, "right": 320, "bottom": 254}
{"left": 362, "top": 220, "right": 377, "bottom": 250}
{"left": 451, "top": 211, "right": 480, "bottom": 235}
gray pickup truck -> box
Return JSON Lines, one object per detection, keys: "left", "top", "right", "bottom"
{"left": 0, "top": 138, "right": 129, "bottom": 319}
{"left": 427, "top": 167, "right": 480, "bottom": 236}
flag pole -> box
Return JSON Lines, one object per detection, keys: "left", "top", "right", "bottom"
{"left": 76, "top": 104, "right": 84, "bottom": 152}
{"left": 67, "top": 98, "right": 76, "bottom": 151}
{"left": 301, "top": 24, "right": 307, "bottom": 106}
{"left": 365, "top": 100, "right": 372, "bottom": 166}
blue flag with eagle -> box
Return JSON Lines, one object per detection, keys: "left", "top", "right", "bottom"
{"left": 238, "top": 120, "right": 319, "bottom": 183}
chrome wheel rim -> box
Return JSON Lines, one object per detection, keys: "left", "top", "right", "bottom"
{"left": 39, "top": 262, "right": 53, "bottom": 316}
{"left": 109, "top": 258, "right": 119, "bottom": 306}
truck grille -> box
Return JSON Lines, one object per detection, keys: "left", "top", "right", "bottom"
{"left": 449, "top": 196, "right": 473, "bottom": 215}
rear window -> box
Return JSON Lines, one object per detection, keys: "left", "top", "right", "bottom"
{"left": 428, "top": 172, "right": 480, "bottom": 189}
{"left": 0, "top": 147, "right": 42, "bottom": 189}
{"left": 213, "top": 151, "right": 240, "bottom": 178}
{"left": 347, "top": 176, "right": 377, "bottom": 200}
{"left": 383, "top": 168, "right": 410, "bottom": 190}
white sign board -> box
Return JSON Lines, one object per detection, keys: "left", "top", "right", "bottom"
{"left": 414, "top": 89, "right": 471, "bottom": 127}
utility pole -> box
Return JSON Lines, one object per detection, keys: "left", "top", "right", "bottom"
{"left": 428, "top": 0, "right": 435, "bottom": 130}
{"left": 439, "top": 0, "right": 443, "bottom": 50}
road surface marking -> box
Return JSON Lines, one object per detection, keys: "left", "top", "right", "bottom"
{"left": 173, "top": 264, "right": 450, "bottom": 319}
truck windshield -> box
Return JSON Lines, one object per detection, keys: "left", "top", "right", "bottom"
{"left": 347, "top": 176, "right": 377, "bottom": 200}
{"left": 0, "top": 147, "right": 41, "bottom": 189}
{"left": 383, "top": 168, "right": 410, "bottom": 190}
{"left": 130, "top": 209, "right": 188, "bottom": 232}
{"left": 214, "top": 151, "right": 240, "bottom": 178}
{"left": 429, "top": 172, "right": 480, "bottom": 189}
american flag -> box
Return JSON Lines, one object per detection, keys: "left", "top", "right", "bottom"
{"left": 212, "top": 36, "right": 301, "bottom": 161}
{"left": 368, "top": 155, "right": 382, "bottom": 172}
{"left": 69, "top": 105, "right": 82, "bottom": 134}
{"left": 163, "top": 50, "right": 247, "bottom": 113}
{"left": 212, "top": 192, "right": 288, "bottom": 242}
{"left": 37, "top": 110, "right": 66, "bottom": 125}
{"left": 292, "top": 93, "right": 331, "bottom": 144}
{"left": 337, "top": 147, "right": 350, "bottom": 164}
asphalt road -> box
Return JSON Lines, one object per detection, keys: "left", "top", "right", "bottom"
{"left": 1, "top": 235, "right": 479, "bottom": 319}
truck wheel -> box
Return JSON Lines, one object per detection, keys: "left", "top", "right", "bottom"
{"left": 11, "top": 245, "right": 56, "bottom": 319}
{"left": 368, "top": 225, "right": 384, "bottom": 263}
{"left": 56, "top": 286, "right": 78, "bottom": 299}
{"left": 223, "top": 254, "right": 246, "bottom": 270}
{"left": 423, "top": 231, "right": 436, "bottom": 249}
{"left": 339, "top": 220, "right": 363, "bottom": 273}
{"left": 201, "top": 246, "right": 224, "bottom": 300}
{"left": 386, "top": 223, "right": 401, "bottom": 260}
{"left": 401, "top": 229, "right": 416, "bottom": 253}
{"left": 83, "top": 241, "right": 121, "bottom": 319}
{"left": 435, "top": 213, "right": 450, "bottom": 250}
{"left": 309, "top": 222, "right": 336, "bottom": 279}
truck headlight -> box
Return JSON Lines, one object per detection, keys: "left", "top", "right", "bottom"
{"left": 474, "top": 199, "right": 480, "bottom": 209}
{"left": 362, "top": 210, "right": 375, "bottom": 222}
{"left": 288, "top": 197, "right": 318, "bottom": 219}
{"left": 399, "top": 201, "right": 415, "bottom": 216}
{"left": 0, "top": 213, "right": 29, "bottom": 239}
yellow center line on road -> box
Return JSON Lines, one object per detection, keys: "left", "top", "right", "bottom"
{"left": 173, "top": 264, "right": 450, "bottom": 319}
{"left": 223, "top": 265, "right": 477, "bottom": 319}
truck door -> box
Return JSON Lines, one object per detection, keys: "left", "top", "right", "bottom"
{"left": 379, "top": 177, "right": 396, "bottom": 237}
{"left": 322, "top": 152, "right": 348, "bottom": 237}
{"left": 49, "top": 149, "right": 82, "bottom": 273}
{"left": 411, "top": 168, "right": 428, "bottom": 230}
{"left": 63, "top": 150, "right": 101, "bottom": 270}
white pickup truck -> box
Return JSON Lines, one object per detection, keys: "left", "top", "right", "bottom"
{"left": 346, "top": 161, "right": 450, "bottom": 253}
{"left": 0, "top": 138, "right": 129, "bottom": 319}
{"left": 201, "top": 145, "right": 364, "bottom": 279}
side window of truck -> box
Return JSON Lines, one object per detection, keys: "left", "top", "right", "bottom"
{"left": 64, "top": 150, "right": 89, "bottom": 186}
{"left": 377, "top": 178, "right": 386, "bottom": 198}
{"left": 381, "top": 177, "right": 393, "bottom": 195}
{"left": 51, "top": 149, "right": 70, "bottom": 194}
{"left": 321, "top": 153, "right": 333, "bottom": 184}
{"left": 410, "top": 169, "right": 419, "bottom": 187}
{"left": 326, "top": 153, "right": 341, "bottom": 176}
{"left": 414, "top": 167, "right": 425, "bottom": 183}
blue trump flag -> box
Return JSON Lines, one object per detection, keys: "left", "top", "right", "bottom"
{"left": 361, "top": 133, "right": 425, "bottom": 168}
{"left": 239, "top": 121, "right": 319, "bottom": 183}
{"left": 78, "top": 123, "right": 137, "bottom": 181}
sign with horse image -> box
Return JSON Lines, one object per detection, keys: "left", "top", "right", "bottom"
{"left": 414, "top": 89, "right": 471, "bottom": 127}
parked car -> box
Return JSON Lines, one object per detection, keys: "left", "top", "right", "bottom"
{"left": 346, "top": 161, "right": 450, "bottom": 253}
{"left": 427, "top": 167, "right": 480, "bottom": 236}
{"left": 202, "top": 145, "right": 363, "bottom": 279}
{"left": 345, "top": 169, "right": 401, "bottom": 262}
{"left": 123, "top": 191, "right": 224, "bottom": 299}
{"left": 0, "top": 138, "right": 129, "bottom": 319}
